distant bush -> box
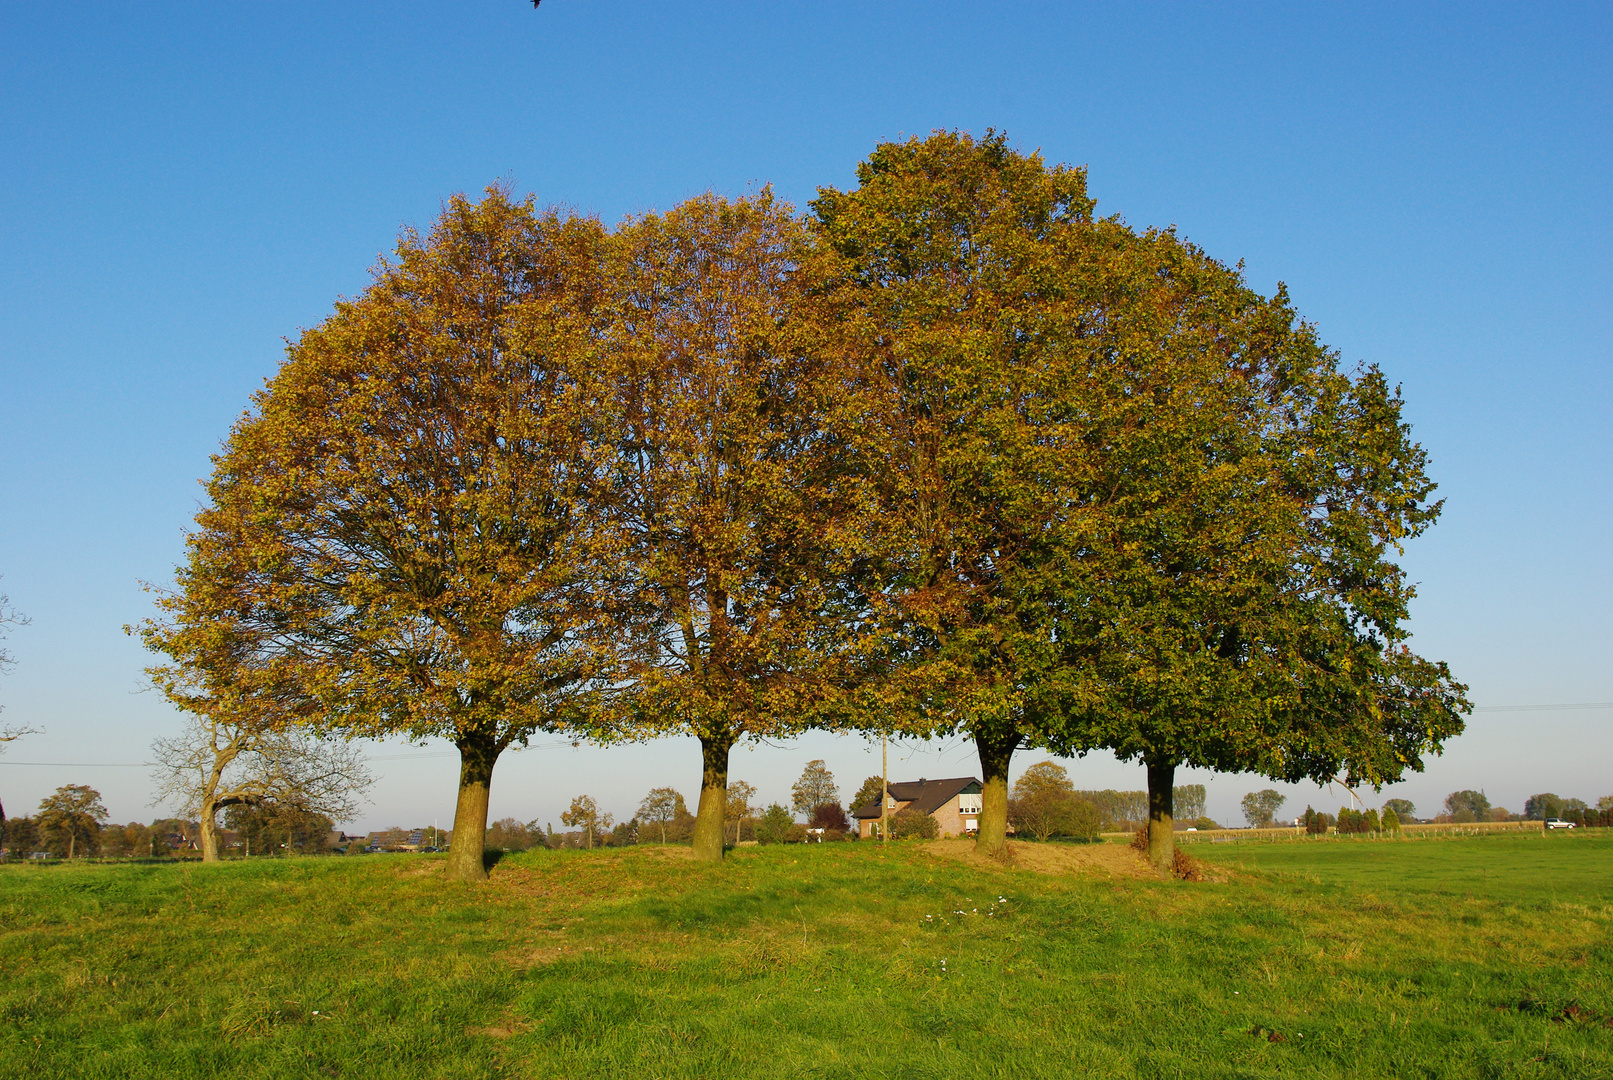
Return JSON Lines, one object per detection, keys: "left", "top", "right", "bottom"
{"left": 784, "top": 824, "right": 809, "bottom": 844}
{"left": 891, "top": 808, "right": 938, "bottom": 840}
{"left": 1336, "top": 808, "right": 1371, "bottom": 835}
{"left": 809, "top": 803, "right": 849, "bottom": 832}
{"left": 1302, "top": 807, "right": 1332, "bottom": 835}
{"left": 1363, "top": 809, "right": 1381, "bottom": 833}
{"left": 1381, "top": 809, "right": 1400, "bottom": 832}
{"left": 755, "top": 804, "right": 795, "bottom": 845}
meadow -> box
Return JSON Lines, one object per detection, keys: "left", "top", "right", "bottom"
{"left": 0, "top": 830, "right": 1607, "bottom": 1079}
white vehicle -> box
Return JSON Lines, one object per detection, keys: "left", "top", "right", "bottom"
{"left": 1544, "top": 818, "right": 1576, "bottom": 830}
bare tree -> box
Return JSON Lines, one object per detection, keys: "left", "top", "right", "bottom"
{"left": 637, "top": 787, "right": 681, "bottom": 845}
{"left": 561, "top": 794, "right": 611, "bottom": 849}
{"left": 725, "top": 780, "right": 756, "bottom": 844}
{"left": 0, "top": 582, "right": 39, "bottom": 836}
{"left": 151, "top": 712, "right": 371, "bottom": 863}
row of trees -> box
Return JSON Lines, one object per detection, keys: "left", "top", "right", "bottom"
{"left": 0, "top": 782, "right": 342, "bottom": 859}
{"left": 136, "top": 131, "right": 1468, "bottom": 881}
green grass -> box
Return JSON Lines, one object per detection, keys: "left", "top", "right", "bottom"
{"left": 1, "top": 831, "right": 1609, "bottom": 1079}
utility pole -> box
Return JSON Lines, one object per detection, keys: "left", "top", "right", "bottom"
{"left": 881, "top": 733, "right": 890, "bottom": 844}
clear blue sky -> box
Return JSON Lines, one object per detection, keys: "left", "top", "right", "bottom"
{"left": 1, "top": 2, "right": 1608, "bottom": 831}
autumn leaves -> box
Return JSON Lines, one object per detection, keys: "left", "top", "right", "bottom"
{"left": 139, "top": 131, "right": 1466, "bottom": 881}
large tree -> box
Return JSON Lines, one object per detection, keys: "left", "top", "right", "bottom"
{"left": 1041, "top": 227, "right": 1470, "bottom": 870}
{"left": 811, "top": 131, "right": 1113, "bottom": 857}
{"left": 816, "top": 131, "right": 1467, "bottom": 869}
{"left": 152, "top": 188, "right": 633, "bottom": 882}
{"left": 596, "top": 190, "right": 882, "bottom": 861}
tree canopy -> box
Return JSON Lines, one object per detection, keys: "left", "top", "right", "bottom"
{"left": 144, "top": 188, "right": 636, "bottom": 881}
{"left": 593, "top": 190, "right": 884, "bottom": 860}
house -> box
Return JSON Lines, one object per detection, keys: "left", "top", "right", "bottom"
{"left": 850, "top": 777, "right": 983, "bottom": 839}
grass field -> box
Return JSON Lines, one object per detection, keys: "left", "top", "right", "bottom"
{"left": 1, "top": 831, "right": 1608, "bottom": 1079}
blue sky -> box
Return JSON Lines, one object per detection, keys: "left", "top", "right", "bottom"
{"left": 1, "top": 2, "right": 1608, "bottom": 831}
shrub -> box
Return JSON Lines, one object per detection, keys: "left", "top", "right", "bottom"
{"left": 890, "top": 808, "right": 938, "bottom": 840}
{"left": 809, "top": 803, "right": 849, "bottom": 832}
{"left": 1129, "top": 823, "right": 1150, "bottom": 853}
{"left": 754, "top": 804, "right": 795, "bottom": 845}
{"left": 1302, "top": 806, "right": 1331, "bottom": 835}
{"left": 1363, "top": 809, "right": 1381, "bottom": 833}
{"left": 784, "top": 824, "right": 809, "bottom": 844}
{"left": 1381, "top": 808, "right": 1400, "bottom": 831}
{"left": 1336, "top": 808, "right": 1371, "bottom": 835}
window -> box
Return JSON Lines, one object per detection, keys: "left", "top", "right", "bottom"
{"left": 958, "top": 794, "right": 982, "bottom": 815}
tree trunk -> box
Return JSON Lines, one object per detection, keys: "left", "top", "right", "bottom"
{"left": 974, "top": 730, "right": 1019, "bottom": 859}
{"left": 1146, "top": 759, "right": 1176, "bottom": 872}
{"left": 445, "top": 735, "right": 500, "bottom": 882}
{"left": 691, "top": 731, "right": 733, "bottom": 861}
{"left": 197, "top": 799, "right": 221, "bottom": 863}
{"left": 68, "top": 831, "right": 75, "bottom": 860}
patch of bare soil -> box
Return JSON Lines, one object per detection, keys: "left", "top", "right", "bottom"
{"left": 924, "top": 838, "right": 1158, "bottom": 878}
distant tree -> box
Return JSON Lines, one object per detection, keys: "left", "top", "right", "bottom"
{"left": 1382, "top": 798, "right": 1417, "bottom": 823}
{"left": 1381, "top": 808, "right": 1401, "bottom": 832}
{"left": 3, "top": 815, "right": 38, "bottom": 858}
{"left": 754, "top": 804, "right": 794, "bottom": 845}
{"left": 149, "top": 710, "right": 370, "bottom": 863}
{"left": 1172, "top": 786, "right": 1207, "bottom": 823}
{"left": 1011, "top": 762, "right": 1078, "bottom": 842}
{"left": 1066, "top": 799, "right": 1102, "bottom": 842}
{"left": 1073, "top": 789, "right": 1149, "bottom": 829}
{"left": 791, "top": 761, "right": 840, "bottom": 819}
{"left": 37, "top": 785, "right": 106, "bottom": 859}
{"left": 1444, "top": 790, "right": 1491, "bottom": 823}
{"left": 637, "top": 787, "right": 682, "bottom": 845}
{"left": 724, "top": 781, "right": 756, "bottom": 844}
{"left": 561, "top": 795, "right": 611, "bottom": 849}
{"left": 486, "top": 818, "right": 539, "bottom": 852}
{"left": 224, "top": 802, "right": 333, "bottom": 855}
{"left": 1301, "top": 806, "right": 1331, "bottom": 835}
{"left": 1015, "top": 762, "right": 1074, "bottom": 802}
{"left": 606, "top": 819, "right": 639, "bottom": 847}
{"left": 1561, "top": 797, "right": 1587, "bottom": 813}
{"left": 809, "top": 803, "right": 850, "bottom": 833}
{"left": 850, "top": 776, "right": 886, "bottom": 814}
{"left": 1523, "top": 793, "right": 1562, "bottom": 821}
{"left": 1599, "top": 795, "right": 1613, "bottom": 812}
{"left": 1241, "top": 789, "right": 1287, "bottom": 829}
